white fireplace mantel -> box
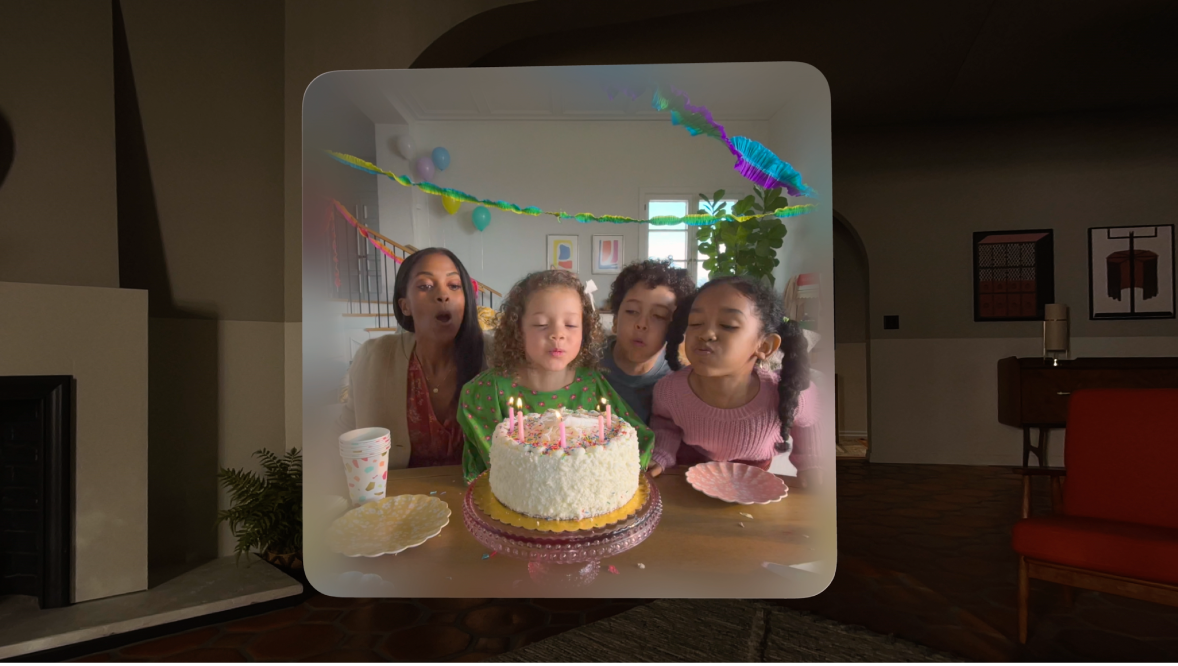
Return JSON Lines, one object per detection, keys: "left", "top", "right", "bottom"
{"left": 0, "top": 281, "right": 148, "bottom": 603}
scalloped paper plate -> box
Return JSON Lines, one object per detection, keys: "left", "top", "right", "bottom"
{"left": 686, "top": 461, "right": 788, "bottom": 504}
{"left": 471, "top": 473, "right": 649, "bottom": 533}
{"left": 327, "top": 494, "right": 451, "bottom": 557}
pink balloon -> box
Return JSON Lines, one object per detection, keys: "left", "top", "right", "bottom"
{"left": 415, "top": 156, "right": 435, "bottom": 180}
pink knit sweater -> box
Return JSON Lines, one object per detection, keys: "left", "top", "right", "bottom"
{"left": 650, "top": 366, "right": 821, "bottom": 472}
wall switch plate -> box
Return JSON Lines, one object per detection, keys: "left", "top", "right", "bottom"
{"left": 884, "top": 315, "right": 899, "bottom": 330}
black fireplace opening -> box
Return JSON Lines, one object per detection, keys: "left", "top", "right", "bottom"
{"left": 0, "top": 375, "right": 74, "bottom": 609}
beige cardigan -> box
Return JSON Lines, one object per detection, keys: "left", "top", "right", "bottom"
{"left": 337, "top": 330, "right": 491, "bottom": 469}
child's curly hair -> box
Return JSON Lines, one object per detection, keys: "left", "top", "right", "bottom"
{"left": 606, "top": 259, "right": 697, "bottom": 318}
{"left": 491, "top": 270, "right": 605, "bottom": 374}
{"left": 665, "top": 276, "right": 810, "bottom": 453}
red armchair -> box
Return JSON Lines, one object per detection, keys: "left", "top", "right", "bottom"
{"left": 1011, "top": 388, "right": 1178, "bottom": 643}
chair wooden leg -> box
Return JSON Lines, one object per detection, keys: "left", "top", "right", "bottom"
{"left": 1018, "top": 556, "right": 1029, "bottom": 644}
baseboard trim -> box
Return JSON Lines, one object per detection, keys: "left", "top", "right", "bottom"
{"left": 838, "top": 431, "right": 867, "bottom": 438}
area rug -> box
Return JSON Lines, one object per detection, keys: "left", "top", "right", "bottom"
{"left": 488, "top": 599, "right": 960, "bottom": 662}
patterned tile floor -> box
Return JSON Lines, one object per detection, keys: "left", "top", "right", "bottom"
{"left": 71, "top": 462, "right": 1178, "bottom": 662}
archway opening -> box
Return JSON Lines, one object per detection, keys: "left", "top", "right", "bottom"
{"left": 833, "top": 211, "right": 870, "bottom": 459}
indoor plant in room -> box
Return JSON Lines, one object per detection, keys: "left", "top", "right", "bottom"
{"left": 696, "top": 186, "right": 788, "bottom": 286}
{"left": 217, "top": 448, "right": 303, "bottom": 579}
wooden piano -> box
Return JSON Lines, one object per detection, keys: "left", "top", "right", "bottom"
{"left": 997, "top": 356, "right": 1178, "bottom": 466}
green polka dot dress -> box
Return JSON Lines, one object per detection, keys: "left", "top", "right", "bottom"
{"left": 458, "top": 366, "right": 655, "bottom": 483}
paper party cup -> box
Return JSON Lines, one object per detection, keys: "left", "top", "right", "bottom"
{"left": 339, "top": 427, "right": 391, "bottom": 506}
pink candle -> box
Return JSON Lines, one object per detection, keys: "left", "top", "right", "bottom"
{"left": 517, "top": 401, "right": 525, "bottom": 440}
{"left": 507, "top": 398, "right": 515, "bottom": 431}
{"left": 606, "top": 403, "right": 612, "bottom": 428}
{"left": 559, "top": 418, "right": 566, "bottom": 448}
{"left": 598, "top": 415, "right": 604, "bottom": 441}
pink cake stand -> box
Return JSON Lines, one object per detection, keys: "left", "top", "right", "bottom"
{"left": 462, "top": 475, "right": 662, "bottom": 588}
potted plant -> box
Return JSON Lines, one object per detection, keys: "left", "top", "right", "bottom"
{"left": 217, "top": 448, "right": 303, "bottom": 580}
{"left": 696, "top": 186, "right": 789, "bottom": 286}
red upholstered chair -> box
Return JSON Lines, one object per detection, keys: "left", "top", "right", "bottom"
{"left": 1011, "top": 389, "right": 1178, "bottom": 643}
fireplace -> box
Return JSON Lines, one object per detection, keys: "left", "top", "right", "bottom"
{"left": 0, "top": 376, "right": 73, "bottom": 609}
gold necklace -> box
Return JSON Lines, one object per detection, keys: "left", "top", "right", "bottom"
{"left": 417, "top": 353, "right": 455, "bottom": 394}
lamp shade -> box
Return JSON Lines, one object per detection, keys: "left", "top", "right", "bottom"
{"left": 1043, "top": 304, "right": 1068, "bottom": 352}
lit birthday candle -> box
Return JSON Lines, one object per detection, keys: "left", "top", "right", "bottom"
{"left": 517, "top": 397, "right": 525, "bottom": 440}
{"left": 600, "top": 396, "right": 612, "bottom": 428}
{"left": 559, "top": 413, "right": 566, "bottom": 448}
{"left": 507, "top": 396, "right": 515, "bottom": 431}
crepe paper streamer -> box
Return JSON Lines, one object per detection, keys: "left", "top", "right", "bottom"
{"left": 730, "top": 136, "right": 816, "bottom": 199}
{"left": 332, "top": 199, "right": 480, "bottom": 295}
{"left": 328, "top": 152, "right": 814, "bottom": 226}
{"left": 608, "top": 565, "right": 619, "bottom": 575}
{"left": 649, "top": 86, "right": 817, "bottom": 198}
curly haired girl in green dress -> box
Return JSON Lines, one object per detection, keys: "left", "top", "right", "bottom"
{"left": 458, "top": 270, "right": 655, "bottom": 483}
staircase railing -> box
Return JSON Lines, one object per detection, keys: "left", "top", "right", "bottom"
{"left": 328, "top": 207, "right": 501, "bottom": 332}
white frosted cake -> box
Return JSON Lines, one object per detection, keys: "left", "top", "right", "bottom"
{"left": 489, "top": 408, "right": 640, "bottom": 520}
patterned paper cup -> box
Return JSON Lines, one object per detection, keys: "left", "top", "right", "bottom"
{"left": 339, "top": 428, "right": 391, "bottom": 506}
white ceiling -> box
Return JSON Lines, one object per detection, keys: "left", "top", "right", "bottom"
{"left": 334, "top": 63, "right": 802, "bottom": 124}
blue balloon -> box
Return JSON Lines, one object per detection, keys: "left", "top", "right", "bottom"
{"left": 431, "top": 147, "right": 451, "bottom": 171}
{"left": 472, "top": 206, "right": 491, "bottom": 232}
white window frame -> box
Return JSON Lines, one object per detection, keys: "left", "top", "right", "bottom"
{"left": 639, "top": 189, "right": 745, "bottom": 285}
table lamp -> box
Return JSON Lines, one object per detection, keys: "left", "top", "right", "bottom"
{"left": 1043, "top": 304, "right": 1069, "bottom": 366}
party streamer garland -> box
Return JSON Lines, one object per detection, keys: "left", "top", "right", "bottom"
{"left": 327, "top": 82, "right": 817, "bottom": 226}
{"left": 327, "top": 152, "right": 815, "bottom": 227}
{"left": 649, "top": 86, "right": 816, "bottom": 198}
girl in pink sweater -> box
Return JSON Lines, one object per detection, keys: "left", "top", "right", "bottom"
{"left": 649, "top": 276, "right": 822, "bottom": 485}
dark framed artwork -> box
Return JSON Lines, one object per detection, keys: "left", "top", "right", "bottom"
{"left": 1088, "top": 224, "right": 1175, "bottom": 320}
{"left": 973, "top": 229, "right": 1055, "bottom": 322}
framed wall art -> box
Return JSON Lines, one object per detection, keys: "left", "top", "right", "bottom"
{"left": 1088, "top": 224, "right": 1175, "bottom": 320}
{"left": 546, "top": 235, "right": 578, "bottom": 273}
{"left": 592, "top": 235, "right": 624, "bottom": 274}
{"left": 973, "top": 229, "right": 1055, "bottom": 321}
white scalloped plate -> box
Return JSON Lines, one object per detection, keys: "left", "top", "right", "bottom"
{"left": 327, "top": 494, "right": 451, "bottom": 557}
{"left": 685, "top": 461, "right": 788, "bottom": 504}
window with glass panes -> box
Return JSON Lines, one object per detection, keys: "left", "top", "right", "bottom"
{"left": 644, "top": 197, "right": 737, "bottom": 287}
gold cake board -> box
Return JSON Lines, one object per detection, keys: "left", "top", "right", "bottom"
{"left": 471, "top": 473, "right": 650, "bottom": 533}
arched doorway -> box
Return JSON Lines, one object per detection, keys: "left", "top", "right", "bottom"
{"left": 833, "top": 211, "right": 871, "bottom": 459}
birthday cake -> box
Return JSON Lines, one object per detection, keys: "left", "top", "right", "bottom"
{"left": 489, "top": 408, "right": 640, "bottom": 521}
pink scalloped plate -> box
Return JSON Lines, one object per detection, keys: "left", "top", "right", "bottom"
{"left": 685, "top": 462, "right": 788, "bottom": 504}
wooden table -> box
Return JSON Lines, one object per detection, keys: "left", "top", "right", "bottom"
{"left": 305, "top": 464, "right": 835, "bottom": 598}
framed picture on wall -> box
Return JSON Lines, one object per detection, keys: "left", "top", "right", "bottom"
{"left": 546, "top": 235, "right": 579, "bottom": 273}
{"left": 592, "top": 235, "right": 624, "bottom": 274}
{"left": 1088, "top": 224, "right": 1175, "bottom": 320}
{"left": 972, "top": 229, "right": 1055, "bottom": 321}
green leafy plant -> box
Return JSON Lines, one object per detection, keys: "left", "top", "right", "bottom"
{"left": 696, "top": 186, "right": 789, "bottom": 285}
{"left": 216, "top": 448, "right": 303, "bottom": 568}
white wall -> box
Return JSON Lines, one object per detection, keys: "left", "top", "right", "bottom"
{"left": 838, "top": 110, "right": 1178, "bottom": 466}
{"left": 870, "top": 335, "right": 1178, "bottom": 467}
{"left": 375, "top": 118, "right": 770, "bottom": 300}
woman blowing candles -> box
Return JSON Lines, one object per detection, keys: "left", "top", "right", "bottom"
{"left": 337, "top": 248, "right": 490, "bottom": 469}
{"left": 650, "top": 276, "right": 823, "bottom": 487}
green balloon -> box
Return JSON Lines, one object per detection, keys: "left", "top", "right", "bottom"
{"left": 472, "top": 206, "right": 491, "bottom": 231}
